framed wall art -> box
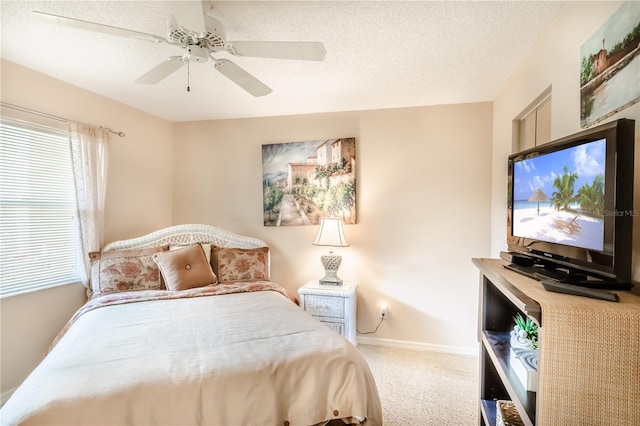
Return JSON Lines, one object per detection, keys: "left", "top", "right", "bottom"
{"left": 580, "top": 1, "right": 640, "bottom": 128}
{"left": 262, "top": 138, "right": 356, "bottom": 226}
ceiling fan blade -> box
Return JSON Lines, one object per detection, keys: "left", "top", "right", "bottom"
{"left": 31, "top": 11, "right": 165, "bottom": 44}
{"left": 135, "top": 56, "right": 185, "bottom": 84}
{"left": 212, "top": 58, "right": 272, "bottom": 97}
{"left": 168, "top": 1, "right": 206, "bottom": 34}
{"left": 226, "top": 41, "right": 327, "bottom": 61}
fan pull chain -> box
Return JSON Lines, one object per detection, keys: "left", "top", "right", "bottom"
{"left": 187, "top": 60, "right": 191, "bottom": 92}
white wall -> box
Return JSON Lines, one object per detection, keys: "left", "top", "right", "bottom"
{"left": 491, "top": 1, "right": 640, "bottom": 291}
{"left": 173, "top": 102, "right": 494, "bottom": 350}
{"left": 0, "top": 60, "right": 174, "bottom": 396}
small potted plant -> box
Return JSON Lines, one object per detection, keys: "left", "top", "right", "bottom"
{"left": 511, "top": 313, "right": 538, "bottom": 350}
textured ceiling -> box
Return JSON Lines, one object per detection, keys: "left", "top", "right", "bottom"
{"left": 1, "top": 1, "right": 565, "bottom": 122}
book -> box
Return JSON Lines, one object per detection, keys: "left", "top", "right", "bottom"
{"left": 509, "top": 347, "right": 539, "bottom": 392}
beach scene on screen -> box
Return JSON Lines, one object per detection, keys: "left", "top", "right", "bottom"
{"left": 512, "top": 138, "right": 606, "bottom": 252}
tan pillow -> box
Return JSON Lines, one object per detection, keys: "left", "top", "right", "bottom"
{"left": 89, "top": 246, "right": 169, "bottom": 298}
{"left": 212, "top": 246, "right": 270, "bottom": 283}
{"left": 153, "top": 243, "right": 217, "bottom": 291}
{"left": 169, "top": 243, "right": 212, "bottom": 264}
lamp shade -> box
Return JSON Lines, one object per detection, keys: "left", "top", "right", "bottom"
{"left": 313, "top": 218, "right": 350, "bottom": 247}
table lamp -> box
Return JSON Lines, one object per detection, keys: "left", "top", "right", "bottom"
{"left": 313, "top": 217, "right": 350, "bottom": 285}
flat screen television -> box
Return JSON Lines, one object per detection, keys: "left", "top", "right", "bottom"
{"left": 506, "top": 118, "right": 635, "bottom": 286}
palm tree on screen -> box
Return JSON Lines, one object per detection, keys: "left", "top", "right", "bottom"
{"left": 577, "top": 174, "right": 605, "bottom": 216}
{"left": 552, "top": 166, "right": 578, "bottom": 211}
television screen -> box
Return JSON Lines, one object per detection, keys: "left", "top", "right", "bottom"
{"left": 511, "top": 138, "right": 605, "bottom": 252}
{"left": 507, "top": 118, "right": 635, "bottom": 285}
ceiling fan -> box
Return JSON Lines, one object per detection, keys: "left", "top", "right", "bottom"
{"left": 31, "top": 1, "right": 327, "bottom": 96}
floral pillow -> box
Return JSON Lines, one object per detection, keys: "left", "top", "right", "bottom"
{"left": 89, "top": 246, "right": 169, "bottom": 298}
{"left": 212, "top": 246, "right": 270, "bottom": 283}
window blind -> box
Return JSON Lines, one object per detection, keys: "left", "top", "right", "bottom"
{"left": 0, "top": 117, "right": 82, "bottom": 297}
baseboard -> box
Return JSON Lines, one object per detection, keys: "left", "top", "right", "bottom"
{"left": 1, "top": 387, "right": 16, "bottom": 407}
{"left": 357, "top": 336, "right": 478, "bottom": 357}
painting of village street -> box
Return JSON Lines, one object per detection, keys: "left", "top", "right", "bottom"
{"left": 580, "top": 1, "right": 640, "bottom": 127}
{"left": 511, "top": 138, "right": 606, "bottom": 252}
{"left": 262, "top": 138, "right": 356, "bottom": 226}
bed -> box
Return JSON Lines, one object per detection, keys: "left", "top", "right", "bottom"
{"left": 0, "top": 224, "right": 382, "bottom": 426}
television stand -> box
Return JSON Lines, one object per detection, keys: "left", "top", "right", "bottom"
{"left": 504, "top": 262, "right": 634, "bottom": 291}
{"left": 473, "top": 258, "right": 640, "bottom": 425}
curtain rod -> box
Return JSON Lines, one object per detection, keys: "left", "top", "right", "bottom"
{"left": 0, "top": 101, "right": 126, "bottom": 137}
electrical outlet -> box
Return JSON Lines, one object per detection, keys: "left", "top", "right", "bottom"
{"left": 379, "top": 303, "right": 388, "bottom": 319}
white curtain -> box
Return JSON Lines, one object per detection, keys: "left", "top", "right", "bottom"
{"left": 69, "top": 122, "right": 110, "bottom": 287}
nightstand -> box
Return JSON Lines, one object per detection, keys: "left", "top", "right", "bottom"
{"left": 298, "top": 280, "right": 357, "bottom": 345}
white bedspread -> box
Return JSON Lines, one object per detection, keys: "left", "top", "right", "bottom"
{"left": 0, "top": 286, "right": 381, "bottom": 426}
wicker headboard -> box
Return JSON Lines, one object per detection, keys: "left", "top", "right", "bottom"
{"left": 103, "top": 224, "right": 267, "bottom": 251}
{"left": 102, "top": 224, "right": 270, "bottom": 276}
{"left": 82, "top": 225, "right": 270, "bottom": 298}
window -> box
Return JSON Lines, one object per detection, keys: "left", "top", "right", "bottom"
{"left": 0, "top": 117, "right": 81, "bottom": 297}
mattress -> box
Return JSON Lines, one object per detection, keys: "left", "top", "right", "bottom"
{"left": 0, "top": 282, "right": 382, "bottom": 426}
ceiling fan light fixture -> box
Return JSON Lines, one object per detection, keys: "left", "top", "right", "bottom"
{"left": 187, "top": 45, "right": 209, "bottom": 63}
{"left": 32, "top": 3, "right": 326, "bottom": 96}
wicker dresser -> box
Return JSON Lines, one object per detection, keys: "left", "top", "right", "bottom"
{"left": 298, "top": 280, "right": 357, "bottom": 345}
{"left": 474, "top": 258, "right": 640, "bottom": 426}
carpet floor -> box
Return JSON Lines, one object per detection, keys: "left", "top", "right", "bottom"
{"left": 357, "top": 344, "right": 479, "bottom": 425}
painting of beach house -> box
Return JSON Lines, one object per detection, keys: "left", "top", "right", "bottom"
{"left": 511, "top": 138, "right": 605, "bottom": 251}
{"left": 262, "top": 138, "right": 356, "bottom": 226}
{"left": 580, "top": 1, "right": 640, "bottom": 128}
